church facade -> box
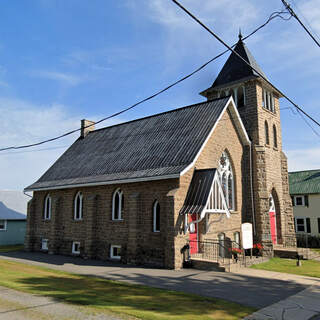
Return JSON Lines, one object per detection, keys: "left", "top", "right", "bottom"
{"left": 24, "top": 37, "right": 296, "bottom": 269}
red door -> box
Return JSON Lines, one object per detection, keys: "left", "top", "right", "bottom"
{"left": 189, "top": 213, "right": 198, "bottom": 254}
{"left": 269, "top": 195, "right": 277, "bottom": 244}
{"left": 269, "top": 210, "right": 277, "bottom": 244}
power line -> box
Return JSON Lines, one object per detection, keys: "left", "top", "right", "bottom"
{"left": 0, "top": 10, "right": 290, "bottom": 152}
{"left": 290, "top": 0, "right": 320, "bottom": 44}
{"left": 171, "top": 0, "right": 320, "bottom": 131}
{"left": 0, "top": 107, "right": 296, "bottom": 156}
{"left": 281, "top": 0, "right": 320, "bottom": 48}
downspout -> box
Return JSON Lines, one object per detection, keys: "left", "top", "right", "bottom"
{"left": 249, "top": 142, "right": 256, "bottom": 236}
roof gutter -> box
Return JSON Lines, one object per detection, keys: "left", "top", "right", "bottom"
{"left": 24, "top": 173, "right": 181, "bottom": 192}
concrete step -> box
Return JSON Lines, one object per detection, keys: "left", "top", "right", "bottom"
{"left": 190, "top": 258, "right": 226, "bottom": 272}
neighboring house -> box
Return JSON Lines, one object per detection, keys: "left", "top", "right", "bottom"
{"left": 289, "top": 170, "right": 320, "bottom": 236}
{"left": 24, "top": 35, "right": 296, "bottom": 269}
{"left": 0, "top": 190, "right": 28, "bottom": 245}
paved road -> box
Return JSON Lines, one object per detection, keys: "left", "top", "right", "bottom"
{"left": 1, "top": 251, "right": 319, "bottom": 309}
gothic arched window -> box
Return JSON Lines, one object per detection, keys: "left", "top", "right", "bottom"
{"left": 74, "top": 192, "right": 83, "bottom": 220}
{"left": 265, "top": 121, "right": 270, "bottom": 145}
{"left": 273, "top": 125, "right": 278, "bottom": 148}
{"left": 153, "top": 201, "right": 160, "bottom": 232}
{"left": 237, "top": 86, "right": 245, "bottom": 108}
{"left": 218, "top": 152, "right": 235, "bottom": 210}
{"left": 44, "top": 194, "right": 51, "bottom": 220}
{"left": 112, "top": 188, "right": 123, "bottom": 220}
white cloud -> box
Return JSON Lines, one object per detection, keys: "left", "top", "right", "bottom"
{"left": 29, "top": 70, "right": 88, "bottom": 86}
{"left": 286, "top": 147, "right": 320, "bottom": 172}
{"left": 0, "top": 97, "right": 125, "bottom": 190}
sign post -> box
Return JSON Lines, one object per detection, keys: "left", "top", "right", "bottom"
{"left": 241, "top": 223, "right": 253, "bottom": 267}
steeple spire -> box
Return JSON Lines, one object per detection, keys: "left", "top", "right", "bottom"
{"left": 200, "top": 32, "right": 268, "bottom": 96}
{"left": 238, "top": 28, "right": 243, "bottom": 41}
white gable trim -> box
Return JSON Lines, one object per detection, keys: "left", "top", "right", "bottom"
{"left": 185, "top": 171, "right": 230, "bottom": 233}
{"left": 180, "top": 97, "right": 251, "bottom": 177}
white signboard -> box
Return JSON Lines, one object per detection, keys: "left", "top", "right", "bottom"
{"left": 241, "top": 223, "right": 253, "bottom": 249}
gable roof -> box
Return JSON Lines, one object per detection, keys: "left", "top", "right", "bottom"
{"left": 25, "top": 97, "right": 250, "bottom": 191}
{"left": 0, "top": 191, "right": 28, "bottom": 220}
{"left": 289, "top": 169, "right": 320, "bottom": 195}
{"left": 201, "top": 38, "right": 267, "bottom": 94}
{"left": 179, "top": 169, "right": 216, "bottom": 215}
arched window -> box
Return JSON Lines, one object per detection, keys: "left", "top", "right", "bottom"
{"left": 74, "top": 192, "right": 83, "bottom": 220}
{"left": 112, "top": 188, "right": 123, "bottom": 220}
{"left": 44, "top": 194, "right": 51, "bottom": 220}
{"left": 153, "top": 201, "right": 160, "bottom": 232}
{"left": 218, "top": 151, "right": 235, "bottom": 210}
{"left": 265, "top": 121, "right": 269, "bottom": 145}
{"left": 237, "top": 86, "right": 245, "bottom": 108}
{"left": 273, "top": 125, "right": 278, "bottom": 148}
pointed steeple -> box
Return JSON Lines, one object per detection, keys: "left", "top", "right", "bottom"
{"left": 200, "top": 36, "right": 267, "bottom": 97}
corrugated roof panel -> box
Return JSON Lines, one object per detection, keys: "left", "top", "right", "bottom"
{"left": 180, "top": 169, "right": 216, "bottom": 215}
{"left": 289, "top": 170, "right": 320, "bottom": 194}
{"left": 26, "top": 98, "right": 229, "bottom": 190}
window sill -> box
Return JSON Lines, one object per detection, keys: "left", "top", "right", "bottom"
{"left": 273, "top": 147, "right": 278, "bottom": 151}
{"left": 262, "top": 106, "right": 276, "bottom": 115}
{"left": 153, "top": 231, "right": 161, "bottom": 234}
{"left": 0, "top": 229, "right": 7, "bottom": 232}
{"left": 74, "top": 219, "right": 83, "bottom": 221}
{"left": 111, "top": 219, "right": 124, "bottom": 222}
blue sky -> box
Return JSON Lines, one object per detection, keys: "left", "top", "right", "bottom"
{"left": 0, "top": 0, "right": 320, "bottom": 190}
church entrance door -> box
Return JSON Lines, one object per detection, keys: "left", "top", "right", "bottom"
{"left": 189, "top": 213, "right": 199, "bottom": 254}
{"left": 269, "top": 195, "right": 277, "bottom": 244}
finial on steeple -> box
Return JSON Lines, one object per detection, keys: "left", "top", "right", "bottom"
{"left": 238, "top": 28, "right": 243, "bottom": 41}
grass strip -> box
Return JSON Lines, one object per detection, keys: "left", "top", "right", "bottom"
{"left": 0, "top": 245, "right": 24, "bottom": 252}
{"left": 0, "top": 259, "right": 254, "bottom": 320}
{"left": 251, "top": 257, "right": 320, "bottom": 278}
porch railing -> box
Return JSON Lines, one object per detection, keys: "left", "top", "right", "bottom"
{"left": 185, "top": 239, "right": 246, "bottom": 267}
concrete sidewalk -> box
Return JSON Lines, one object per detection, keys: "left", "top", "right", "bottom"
{"left": 0, "top": 251, "right": 320, "bottom": 318}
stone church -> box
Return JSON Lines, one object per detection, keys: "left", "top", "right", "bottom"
{"left": 25, "top": 36, "right": 296, "bottom": 269}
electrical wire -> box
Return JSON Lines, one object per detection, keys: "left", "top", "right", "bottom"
{"left": 281, "top": 0, "right": 320, "bottom": 48}
{"left": 291, "top": 0, "right": 320, "bottom": 44}
{"left": 0, "top": 106, "right": 295, "bottom": 156}
{"left": 0, "top": 10, "right": 291, "bottom": 152}
{"left": 171, "top": 0, "right": 320, "bottom": 131}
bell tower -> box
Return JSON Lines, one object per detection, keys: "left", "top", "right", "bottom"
{"left": 200, "top": 35, "right": 296, "bottom": 252}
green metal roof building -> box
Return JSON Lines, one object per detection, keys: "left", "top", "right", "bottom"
{"left": 289, "top": 169, "right": 320, "bottom": 195}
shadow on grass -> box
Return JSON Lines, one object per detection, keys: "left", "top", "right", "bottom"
{"left": 15, "top": 274, "right": 254, "bottom": 320}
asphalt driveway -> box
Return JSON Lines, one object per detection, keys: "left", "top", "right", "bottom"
{"left": 0, "top": 251, "right": 319, "bottom": 309}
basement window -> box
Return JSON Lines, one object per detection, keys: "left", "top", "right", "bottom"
{"left": 72, "top": 241, "right": 81, "bottom": 255}
{"left": 110, "top": 245, "right": 121, "bottom": 260}
{"left": 41, "top": 239, "right": 48, "bottom": 251}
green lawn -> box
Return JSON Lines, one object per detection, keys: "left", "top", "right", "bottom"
{"left": 311, "top": 248, "right": 320, "bottom": 254}
{"left": 251, "top": 257, "right": 320, "bottom": 278}
{"left": 0, "top": 260, "right": 254, "bottom": 320}
{"left": 0, "top": 245, "right": 24, "bottom": 252}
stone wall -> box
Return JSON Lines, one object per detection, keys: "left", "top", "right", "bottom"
{"left": 172, "top": 106, "right": 246, "bottom": 269}
{"left": 25, "top": 178, "right": 179, "bottom": 269}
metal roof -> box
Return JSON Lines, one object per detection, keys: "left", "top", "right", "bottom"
{"left": 0, "top": 191, "right": 27, "bottom": 220}
{"left": 289, "top": 170, "right": 320, "bottom": 195}
{"left": 203, "top": 39, "right": 267, "bottom": 92}
{"left": 26, "top": 98, "right": 230, "bottom": 191}
{"left": 180, "top": 169, "right": 216, "bottom": 215}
